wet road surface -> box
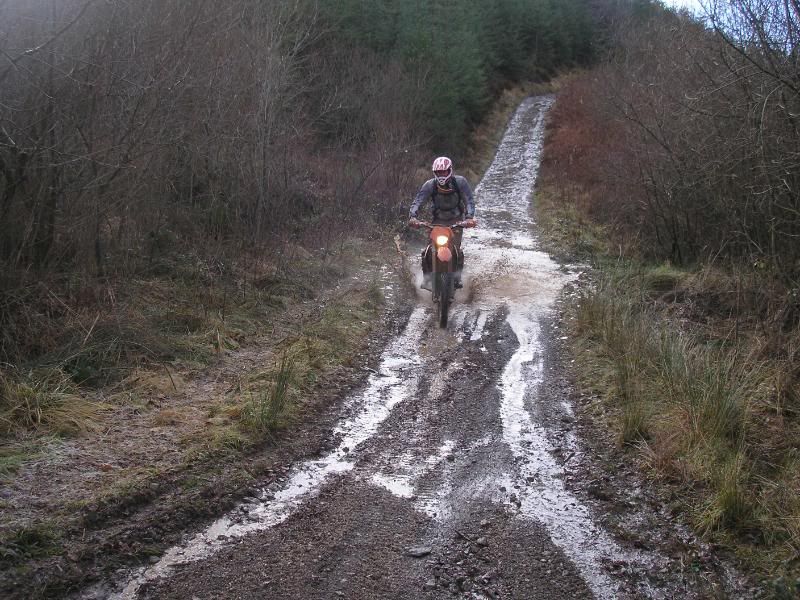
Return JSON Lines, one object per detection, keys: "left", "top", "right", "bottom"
{"left": 81, "top": 97, "right": 748, "bottom": 600}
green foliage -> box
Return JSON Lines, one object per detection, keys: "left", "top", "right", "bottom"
{"left": 698, "top": 451, "right": 752, "bottom": 533}
{"left": 322, "top": 0, "right": 594, "bottom": 153}
{"left": 533, "top": 183, "right": 608, "bottom": 261}
{"left": 0, "top": 525, "right": 59, "bottom": 565}
{"left": 238, "top": 277, "right": 381, "bottom": 438}
{"left": 642, "top": 264, "right": 685, "bottom": 294}
{"left": 574, "top": 264, "right": 767, "bottom": 453}
{"left": 242, "top": 355, "right": 296, "bottom": 435}
{"left": 327, "top": 0, "right": 399, "bottom": 53}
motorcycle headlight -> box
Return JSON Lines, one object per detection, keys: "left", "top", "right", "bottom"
{"left": 435, "top": 235, "right": 449, "bottom": 247}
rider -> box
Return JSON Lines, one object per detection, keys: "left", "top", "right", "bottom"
{"left": 409, "top": 156, "right": 476, "bottom": 290}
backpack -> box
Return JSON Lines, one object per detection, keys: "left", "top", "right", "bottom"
{"left": 430, "top": 178, "right": 463, "bottom": 220}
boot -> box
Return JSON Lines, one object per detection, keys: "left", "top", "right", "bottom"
{"left": 421, "top": 272, "right": 432, "bottom": 291}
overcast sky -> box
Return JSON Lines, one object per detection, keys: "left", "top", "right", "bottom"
{"left": 666, "top": 0, "right": 706, "bottom": 14}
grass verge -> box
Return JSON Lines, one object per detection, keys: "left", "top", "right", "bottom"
{"left": 537, "top": 182, "right": 800, "bottom": 589}
{"left": 0, "top": 239, "right": 388, "bottom": 592}
{"left": 237, "top": 278, "right": 384, "bottom": 439}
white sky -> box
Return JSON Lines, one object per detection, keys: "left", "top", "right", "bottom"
{"left": 665, "top": 0, "right": 706, "bottom": 14}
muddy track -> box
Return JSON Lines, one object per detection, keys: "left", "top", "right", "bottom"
{"left": 75, "top": 97, "right": 756, "bottom": 599}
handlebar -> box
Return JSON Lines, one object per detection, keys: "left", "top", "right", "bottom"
{"left": 410, "top": 219, "right": 476, "bottom": 230}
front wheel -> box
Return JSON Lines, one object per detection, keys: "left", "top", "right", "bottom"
{"left": 435, "top": 272, "right": 452, "bottom": 328}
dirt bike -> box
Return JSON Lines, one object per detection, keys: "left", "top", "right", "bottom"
{"left": 412, "top": 219, "right": 476, "bottom": 328}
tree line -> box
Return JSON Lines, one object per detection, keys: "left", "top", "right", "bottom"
{"left": 0, "top": 0, "right": 593, "bottom": 365}
{"left": 550, "top": 0, "right": 799, "bottom": 318}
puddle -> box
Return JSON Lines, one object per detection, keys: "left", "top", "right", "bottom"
{"left": 458, "top": 96, "right": 660, "bottom": 598}
{"left": 469, "top": 310, "right": 488, "bottom": 341}
{"left": 367, "top": 361, "right": 462, "bottom": 518}
{"left": 371, "top": 439, "right": 456, "bottom": 514}
{"left": 500, "top": 312, "right": 648, "bottom": 598}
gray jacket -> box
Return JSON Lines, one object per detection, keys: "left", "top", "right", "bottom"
{"left": 409, "top": 175, "right": 475, "bottom": 223}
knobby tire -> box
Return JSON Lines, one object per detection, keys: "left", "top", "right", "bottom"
{"left": 436, "top": 272, "right": 452, "bottom": 328}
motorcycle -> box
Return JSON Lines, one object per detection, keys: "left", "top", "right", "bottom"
{"left": 412, "top": 219, "right": 476, "bottom": 328}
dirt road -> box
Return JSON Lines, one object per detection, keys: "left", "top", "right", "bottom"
{"left": 79, "top": 97, "right": 753, "bottom": 599}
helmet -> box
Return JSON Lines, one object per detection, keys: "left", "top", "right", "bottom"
{"left": 432, "top": 156, "right": 453, "bottom": 186}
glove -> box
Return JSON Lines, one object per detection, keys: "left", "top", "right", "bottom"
{"left": 408, "top": 217, "right": 421, "bottom": 229}
{"left": 463, "top": 218, "right": 477, "bottom": 228}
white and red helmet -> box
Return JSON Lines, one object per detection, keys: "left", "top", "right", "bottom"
{"left": 432, "top": 156, "right": 453, "bottom": 186}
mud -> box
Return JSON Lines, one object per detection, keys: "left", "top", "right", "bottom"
{"left": 12, "top": 95, "right": 762, "bottom": 599}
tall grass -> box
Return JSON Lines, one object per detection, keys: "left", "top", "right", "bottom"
{"left": 572, "top": 263, "right": 796, "bottom": 559}
{"left": 238, "top": 280, "right": 381, "bottom": 437}
{"left": 0, "top": 367, "right": 105, "bottom": 436}
{"left": 699, "top": 450, "right": 752, "bottom": 532}
{"left": 242, "top": 355, "right": 295, "bottom": 435}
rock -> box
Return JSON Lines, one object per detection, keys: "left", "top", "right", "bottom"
{"left": 406, "top": 546, "right": 432, "bottom": 558}
{"left": 424, "top": 578, "right": 437, "bottom": 590}
{"left": 479, "top": 519, "right": 491, "bottom": 528}
{"left": 477, "top": 537, "right": 488, "bottom": 547}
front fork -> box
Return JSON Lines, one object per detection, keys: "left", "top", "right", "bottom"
{"left": 421, "top": 245, "right": 464, "bottom": 276}
{"left": 422, "top": 246, "right": 462, "bottom": 302}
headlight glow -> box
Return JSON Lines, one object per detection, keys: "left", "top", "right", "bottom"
{"left": 435, "top": 235, "right": 449, "bottom": 247}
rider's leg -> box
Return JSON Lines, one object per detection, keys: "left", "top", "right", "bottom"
{"left": 420, "top": 247, "right": 433, "bottom": 290}
{"left": 452, "top": 229, "right": 464, "bottom": 288}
